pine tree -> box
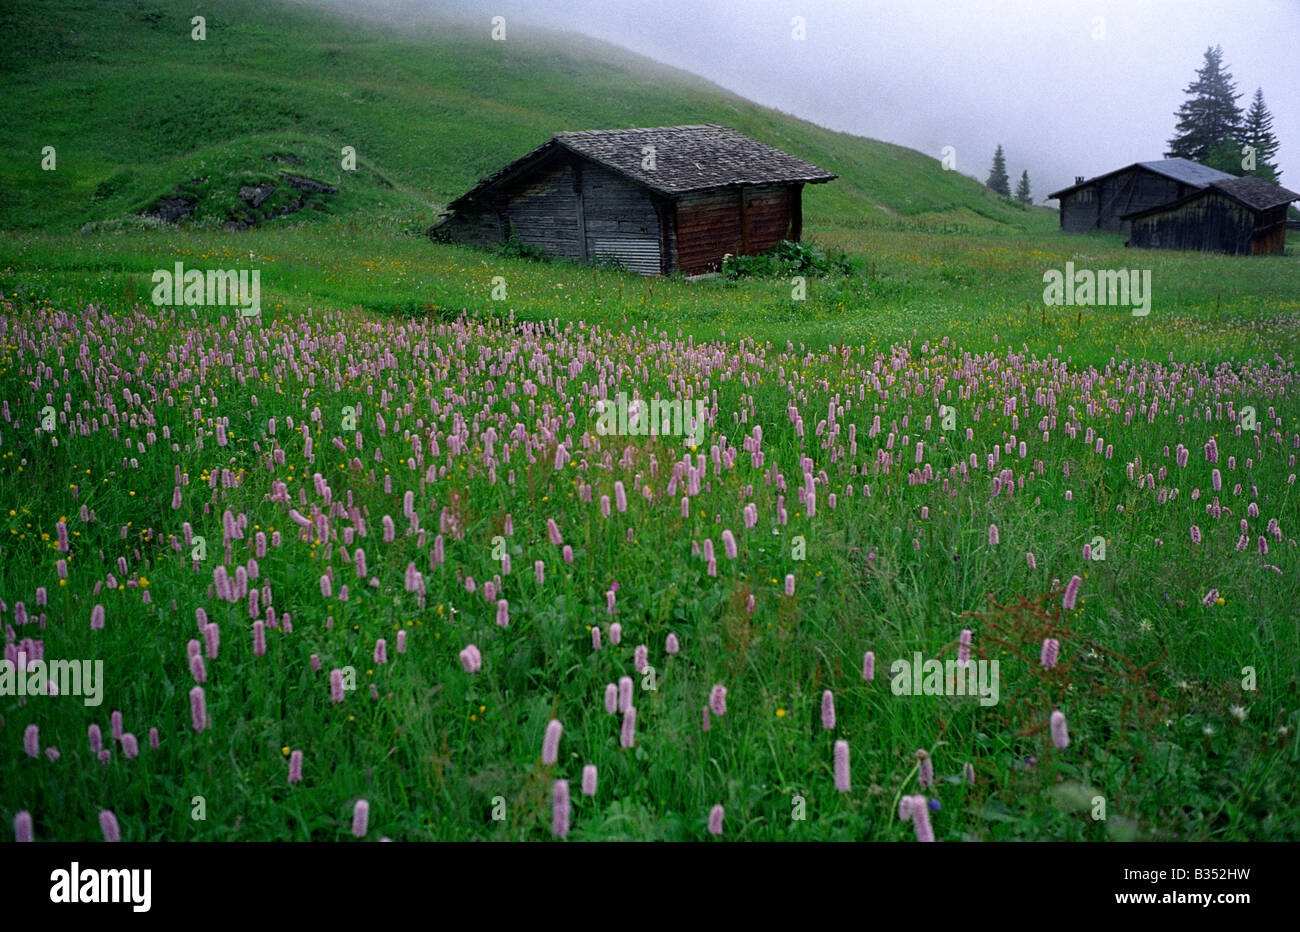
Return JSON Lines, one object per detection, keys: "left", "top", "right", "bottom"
{"left": 1241, "top": 88, "right": 1282, "bottom": 182}
{"left": 1166, "top": 46, "right": 1243, "bottom": 163}
{"left": 1014, "top": 170, "right": 1032, "bottom": 204}
{"left": 986, "top": 145, "right": 1010, "bottom": 197}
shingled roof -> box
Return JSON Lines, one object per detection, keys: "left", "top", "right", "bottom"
{"left": 1123, "top": 175, "right": 1300, "bottom": 220}
{"left": 1206, "top": 176, "right": 1300, "bottom": 211}
{"left": 1048, "top": 158, "right": 1234, "bottom": 200}
{"left": 443, "top": 124, "right": 836, "bottom": 210}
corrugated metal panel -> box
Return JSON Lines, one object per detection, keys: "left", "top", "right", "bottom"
{"left": 1137, "top": 158, "right": 1235, "bottom": 188}
{"left": 591, "top": 237, "right": 661, "bottom": 276}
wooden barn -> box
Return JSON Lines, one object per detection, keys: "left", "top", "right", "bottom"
{"left": 1123, "top": 176, "right": 1299, "bottom": 256}
{"left": 1048, "top": 158, "right": 1235, "bottom": 236}
{"left": 431, "top": 124, "right": 836, "bottom": 276}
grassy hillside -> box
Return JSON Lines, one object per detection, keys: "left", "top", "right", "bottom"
{"left": 1, "top": 0, "right": 1054, "bottom": 234}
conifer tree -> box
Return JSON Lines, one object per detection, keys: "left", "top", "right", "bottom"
{"left": 1166, "top": 45, "right": 1243, "bottom": 163}
{"left": 1014, "top": 170, "right": 1032, "bottom": 204}
{"left": 986, "top": 145, "right": 1010, "bottom": 197}
{"left": 1241, "top": 87, "right": 1282, "bottom": 182}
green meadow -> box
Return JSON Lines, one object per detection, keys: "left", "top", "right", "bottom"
{"left": 1, "top": 0, "right": 1298, "bottom": 842}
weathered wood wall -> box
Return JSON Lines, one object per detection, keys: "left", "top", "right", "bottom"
{"left": 1060, "top": 168, "right": 1187, "bottom": 235}
{"left": 1127, "top": 193, "right": 1271, "bottom": 255}
{"left": 581, "top": 163, "right": 666, "bottom": 274}
{"left": 436, "top": 150, "right": 583, "bottom": 259}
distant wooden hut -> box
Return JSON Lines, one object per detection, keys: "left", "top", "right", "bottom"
{"left": 431, "top": 124, "right": 836, "bottom": 276}
{"left": 1048, "top": 158, "right": 1234, "bottom": 236}
{"left": 1123, "top": 176, "right": 1299, "bottom": 255}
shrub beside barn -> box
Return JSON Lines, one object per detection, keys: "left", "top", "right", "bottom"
{"left": 431, "top": 124, "right": 835, "bottom": 276}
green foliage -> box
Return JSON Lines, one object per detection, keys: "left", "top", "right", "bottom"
{"left": 1166, "top": 45, "right": 1244, "bottom": 163}
{"left": 986, "top": 144, "right": 1011, "bottom": 197}
{"left": 494, "top": 235, "right": 548, "bottom": 262}
{"left": 721, "top": 239, "right": 853, "bottom": 280}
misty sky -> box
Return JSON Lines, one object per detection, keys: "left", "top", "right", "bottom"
{"left": 338, "top": 0, "right": 1300, "bottom": 201}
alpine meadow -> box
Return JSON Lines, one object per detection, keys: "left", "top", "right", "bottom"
{"left": 2, "top": 0, "right": 1299, "bottom": 849}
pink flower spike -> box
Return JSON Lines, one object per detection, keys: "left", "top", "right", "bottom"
{"left": 784, "top": 574, "right": 795, "bottom": 597}
{"left": 496, "top": 599, "right": 509, "bottom": 628}
{"left": 707, "top": 804, "right": 724, "bottom": 836}
{"left": 351, "top": 799, "right": 369, "bottom": 838}
{"left": 552, "top": 779, "right": 571, "bottom": 838}
{"left": 330, "top": 668, "right": 346, "bottom": 701}
{"left": 821, "top": 690, "right": 836, "bottom": 730}
{"left": 23, "top": 724, "right": 39, "bottom": 758}
{"left": 665, "top": 632, "right": 680, "bottom": 655}
{"left": 604, "top": 683, "right": 618, "bottom": 715}
{"left": 898, "top": 794, "right": 934, "bottom": 842}
{"left": 189, "top": 686, "right": 208, "bottom": 731}
{"left": 14, "top": 811, "right": 33, "bottom": 842}
{"left": 541, "top": 719, "right": 563, "bottom": 765}
{"left": 1050, "top": 710, "right": 1070, "bottom": 748}
{"left": 834, "top": 740, "right": 850, "bottom": 791}
{"left": 609, "top": 622, "right": 621, "bottom": 645}
{"left": 288, "top": 750, "right": 303, "bottom": 784}
{"left": 863, "top": 651, "right": 875, "bottom": 681}
{"left": 618, "top": 676, "right": 633, "bottom": 713}
{"left": 1040, "top": 637, "right": 1060, "bottom": 670}
{"left": 374, "top": 638, "right": 387, "bottom": 664}
{"left": 1062, "top": 575, "right": 1082, "bottom": 611}
{"left": 253, "top": 620, "right": 266, "bottom": 656}
{"left": 916, "top": 749, "right": 933, "bottom": 788}
{"left": 121, "top": 734, "right": 139, "bottom": 759}
{"left": 459, "top": 644, "right": 482, "bottom": 674}
{"left": 99, "top": 810, "right": 122, "bottom": 842}
{"left": 621, "top": 706, "right": 637, "bottom": 748}
{"left": 709, "top": 684, "right": 727, "bottom": 716}
{"left": 591, "top": 626, "right": 602, "bottom": 651}
{"left": 581, "top": 765, "right": 598, "bottom": 796}
{"left": 957, "top": 628, "right": 972, "bottom": 667}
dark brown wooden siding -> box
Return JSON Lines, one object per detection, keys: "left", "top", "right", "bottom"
{"left": 745, "top": 186, "right": 793, "bottom": 253}
{"left": 675, "top": 189, "right": 742, "bottom": 274}
{"left": 1127, "top": 192, "right": 1268, "bottom": 255}
{"left": 674, "top": 184, "right": 798, "bottom": 275}
{"left": 1060, "top": 168, "right": 1190, "bottom": 235}
{"left": 436, "top": 150, "right": 582, "bottom": 259}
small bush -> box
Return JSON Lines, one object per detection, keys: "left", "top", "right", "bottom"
{"left": 721, "top": 239, "right": 853, "bottom": 279}
{"left": 494, "top": 235, "right": 547, "bottom": 262}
